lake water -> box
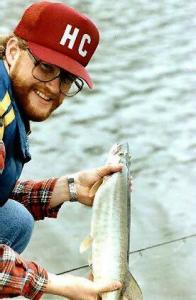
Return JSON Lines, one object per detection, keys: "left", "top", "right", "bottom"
{"left": 1, "top": 1, "right": 196, "bottom": 299}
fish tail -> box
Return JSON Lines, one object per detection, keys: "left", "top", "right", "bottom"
{"left": 121, "top": 271, "right": 143, "bottom": 300}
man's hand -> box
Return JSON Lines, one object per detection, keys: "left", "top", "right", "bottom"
{"left": 45, "top": 273, "right": 122, "bottom": 300}
{"left": 73, "top": 164, "right": 123, "bottom": 206}
{"left": 49, "top": 164, "right": 133, "bottom": 208}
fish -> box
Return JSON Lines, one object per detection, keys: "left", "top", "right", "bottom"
{"left": 80, "top": 143, "right": 143, "bottom": 300}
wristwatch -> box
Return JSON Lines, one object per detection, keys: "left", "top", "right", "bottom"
{"left": 67, "top": 177, "right": 78, "bottom": 202}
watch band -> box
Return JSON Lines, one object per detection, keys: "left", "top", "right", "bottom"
{"left": 67, "top": 177, "right": 77, "bottom": 202}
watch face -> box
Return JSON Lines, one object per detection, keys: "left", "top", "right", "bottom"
{"left": 68, "top": 177, "right": 74, "bottom": 184}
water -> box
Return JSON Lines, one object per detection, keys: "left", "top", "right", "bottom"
{"left": 1, "top": 1, "right": 196, "bottom": 299}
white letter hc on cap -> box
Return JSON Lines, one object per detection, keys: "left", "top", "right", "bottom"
{"left": 60, "top": 24, "right": 91, "bottom": 57}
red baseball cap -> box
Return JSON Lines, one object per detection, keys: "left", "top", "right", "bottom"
{"left": 14, "top": 1, "right": 100, "bottom": 88}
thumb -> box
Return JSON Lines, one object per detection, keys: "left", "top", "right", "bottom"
{"left": 96, "top": 164, "right": 123, "bottom": 178}
{"left": 96, "top": 280, "right": 122, "bottom": 293}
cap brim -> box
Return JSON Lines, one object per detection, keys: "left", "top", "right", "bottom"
{"left": 28, "top": 42, "right": 93, "bottom": 88}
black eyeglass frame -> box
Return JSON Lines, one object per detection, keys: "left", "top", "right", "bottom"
{"left": 26, "top": 49, "right": 84, "bottom": 97}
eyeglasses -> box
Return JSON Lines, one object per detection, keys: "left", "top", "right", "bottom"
{"left": 27, "top": 49, "right": 84, "bottom": 97}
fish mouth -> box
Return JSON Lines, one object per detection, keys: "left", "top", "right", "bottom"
{"left": 110, "top": 143, "right": 129, "bottom": 157}
{"left": 106, "top": 143, "right": 131, "bottom": 167}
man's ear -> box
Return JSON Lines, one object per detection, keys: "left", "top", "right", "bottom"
{"left": 5, "top": 37, "right": 21, "bottom": 68}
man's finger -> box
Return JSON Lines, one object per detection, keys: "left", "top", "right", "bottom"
{"left": 87, "top": 271, "right": 94, "bottom": 281}
{"left": 96, "top": 164, "right": 123, "bottom": 178}
{"left": 96, "top": 280, "right": 122, "bottom": 293}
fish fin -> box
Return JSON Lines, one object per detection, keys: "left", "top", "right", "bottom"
{"left": 80, "top": 235, "right": 93, "bottom": 253}
{"left": 121, "top": 271, "right": 143, "bottom": 300}
{"left": 89, "top": 178, "right": 103, "bottom": 197}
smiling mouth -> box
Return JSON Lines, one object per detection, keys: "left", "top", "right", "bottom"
{"left": 35, "top": 90, "right": 51, "bottom": 101}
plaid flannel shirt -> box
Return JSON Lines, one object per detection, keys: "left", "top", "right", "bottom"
{"left": 0, "top": 177, "right": 61, "bottom": 299}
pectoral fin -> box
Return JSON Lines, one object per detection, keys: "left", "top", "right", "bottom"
{"left": 121, "top": 271, "right": 143, "bottom": 300}
{"left": 80, "top": 235, "right": 93, "bottom": 253}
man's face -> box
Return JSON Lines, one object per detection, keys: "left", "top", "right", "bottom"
{"left": 10, "top": 50, "right": 65, "bottom": 122}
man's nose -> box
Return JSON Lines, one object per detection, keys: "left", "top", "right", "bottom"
{"left": 45, "top": 77, "right": 61, "bottom": 94}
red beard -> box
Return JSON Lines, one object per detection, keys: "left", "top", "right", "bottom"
{"left": 10, "top": 62, "right": 63, "bottom": 122}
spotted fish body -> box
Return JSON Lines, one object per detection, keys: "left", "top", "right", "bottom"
{"left": 91, "top": 143, "right": 142, "bottom": 300}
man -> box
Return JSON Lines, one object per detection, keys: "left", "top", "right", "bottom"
{"left": 0, "top": 2, "right": 122, "bottom": 299}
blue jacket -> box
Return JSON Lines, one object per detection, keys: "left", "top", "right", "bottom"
{"left": 0, "top": 60, "right": 31, "bottom": 206}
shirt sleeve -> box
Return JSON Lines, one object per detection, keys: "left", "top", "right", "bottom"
{"left": 10, "top": 178, "right": 62, "bottom": 220}
{"left": 0, "top": 244, "right": 48, "bottom": 299}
